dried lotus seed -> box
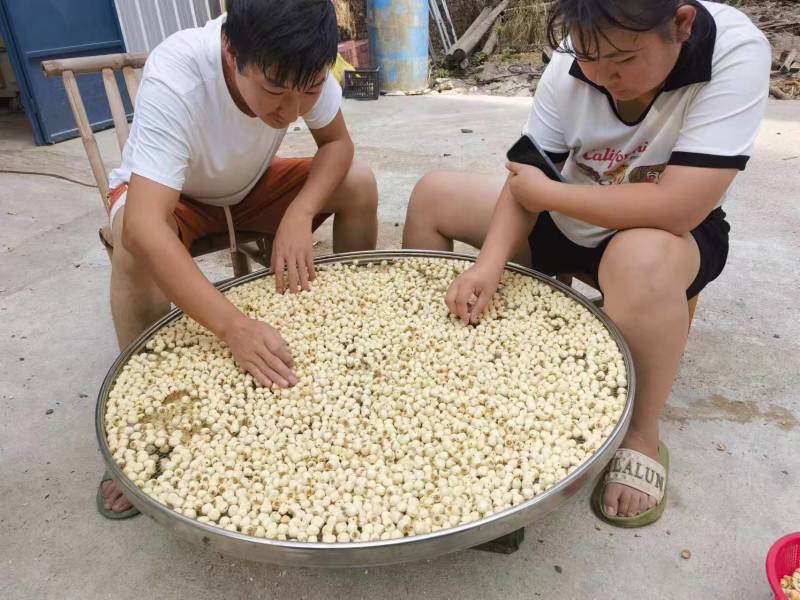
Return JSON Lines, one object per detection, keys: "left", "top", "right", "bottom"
{"left": 104, "top": 258, "right": 626, "bottom": 543}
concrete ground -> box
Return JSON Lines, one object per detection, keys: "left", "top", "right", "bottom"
{"left": 0, "top": 95, "right": 798, "bottom": 600}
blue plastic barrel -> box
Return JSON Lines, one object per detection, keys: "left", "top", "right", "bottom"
{"left": 367, "top": 0, "right": 429, "bottom": 92}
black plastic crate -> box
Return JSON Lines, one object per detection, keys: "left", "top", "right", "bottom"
{"left": 343, "top": 67, "right": 380, "bottom": 100}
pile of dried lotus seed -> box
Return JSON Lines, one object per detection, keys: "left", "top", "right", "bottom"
{"left": 782, "top": 568, "right": 800, "bottom": 600}
{"left": 104, "top": 257, "right": 627, "bottom": 543}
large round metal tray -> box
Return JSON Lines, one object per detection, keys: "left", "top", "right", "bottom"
{"left": 96, "top": 250, "right": 635, "bottom": 567}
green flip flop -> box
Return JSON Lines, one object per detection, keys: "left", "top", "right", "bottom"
{"left": 591, "top": 441, "right": 669, "bottom": 528}
{"left": 96, "top": 470, "right": 140, "bottom": 520}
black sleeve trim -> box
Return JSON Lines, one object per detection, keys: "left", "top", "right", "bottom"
{"left": 669, "top": 152, "right": 750, "bottom": 171}
{"left": 545, "top": 150, "right": 570, "bottom": 164}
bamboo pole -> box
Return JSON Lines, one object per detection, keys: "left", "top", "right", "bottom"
{"left": 454, "top": 7, "right": 492, "bottom": 50}
{"left": 62, "top": 70, "right": 110, "bottom": 206}
{"left": 122, "top": 66, "right": 140, "bottom": 106}
{"left": 42, "top": 53, "right": 147, "bottom": 77}
{"left": 102, "top": 68, "right": 130, "bottom": 151}
{"left": 481, "top": 22, "right": 501, "bottom": 56}
{"left": 770, "top": 85, "right": 789, "bottom": 100}
{"left": 446, "top": 1, "right": 509, "bottom": 67}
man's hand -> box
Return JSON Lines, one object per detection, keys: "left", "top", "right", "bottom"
{"left": 221, "top": 315, "right": 297, "bottom": 388}
{"left": 506, "top": 162, "right": 556, "bottom": 213}
{"left": 272, "top": 208, "right": 315, "bottom": 294}
{"left": 445, "top": 264, "right": 504, "bottom": 325}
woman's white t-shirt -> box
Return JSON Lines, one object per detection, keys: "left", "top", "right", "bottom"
{"left": 524, "top": 0, "right": 771, "bottom": 248}
{"left": 108, "top": 15, "right": 342, "bottom": 208}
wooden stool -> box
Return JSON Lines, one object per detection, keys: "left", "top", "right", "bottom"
{"left": 42, "top": 53, "right": 271, "bottom": 278}
{"left": 473, "top": 528, "right": 526, "bottom": 554}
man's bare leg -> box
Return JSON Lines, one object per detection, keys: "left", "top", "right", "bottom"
{"left": 101, "top": 207, "right": 174, "bottom": 513}
{"left": 110, "top": 208, "right": 174, "bottom": 348}
{"left": 323, "top": 161, "right": 379, "bottom": 252}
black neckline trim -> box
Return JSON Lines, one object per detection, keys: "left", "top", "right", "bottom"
{"left": 567, "top": 2, "right": 717, "bottom": 126}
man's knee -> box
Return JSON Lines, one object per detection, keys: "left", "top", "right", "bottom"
{"left": 338, "top": 161, "right": 378, "bottom": 214}
{"left": 112, "top": 207, "right": 144, "bottom": 261}
{"left": 110, "top": 209, "right": 153, "bottom": 282}
{"left": 111, "top": 241, "right": 148, "bottom": 286}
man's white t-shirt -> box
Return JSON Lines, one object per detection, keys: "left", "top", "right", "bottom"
{"left": 108, "top": 14, "right": 342, "bottom": 221}
{"left": 523, "top": 0, "right": 770, "bottom": 248}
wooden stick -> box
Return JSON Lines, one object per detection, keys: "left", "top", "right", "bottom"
{"left": 102, "top": 68, "right": 130, "bottom": 152}
{"left": 122, "top": 66, "right": 140, "bottom": 105}
{"left": 457, "top": 7, "right": 492, "bottom": 48}
{"left": 781, "top": 49, "right": 798, "bottom": 73}
{"left": 770, "top": 85, "right": 789, "bottom": 100}
{"left": 62, "top": 70, "right": 110, "bottom": 206}
{"left": 447, "top": 9, "right": 494, "bottom": 66}
{"left": 447, "top": 1, "right": 509, "bottom": 67}
{"left": 240, "top": 241, "right": 271, "bottom": 268}
{"left": 481, "top": 22, "right": 500, "bottom": 56}
{"left": 42, "top": 53, "right": 147, "bottom": 77}
{"left": 556, "top": 274, "right": 574, "bottom": 287}
{"left": 231, "top": 250, "right": 251, "bottom": 277}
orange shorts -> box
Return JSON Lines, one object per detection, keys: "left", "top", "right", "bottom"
{"left": 107, "top": 157, "right": 332, "bottom": 250}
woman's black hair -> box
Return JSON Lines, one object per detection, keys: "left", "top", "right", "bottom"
{"left": 223, "top": 0, "right": 338, "bottom": 88}
{"left": 546, "top": 0, "right": 707, "bottom": 60}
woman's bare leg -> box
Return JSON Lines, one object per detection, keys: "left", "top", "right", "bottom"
{"left": 598, "top": 228, "right": 700, "bottom": 517}
{"left": 402, "top": 171, "right": 532, "bottom": 265}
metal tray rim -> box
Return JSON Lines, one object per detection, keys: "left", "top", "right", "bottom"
{"left": 95, "top": 249, "right": 635, "bottom": 566}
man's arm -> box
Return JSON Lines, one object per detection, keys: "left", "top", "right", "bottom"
{"left": 271, "top": 110, "right": 354, "bottom": 293}
{"left": 297, "top": 110, "right": 354, "bottom": 215}
{"left": 123, "top": 174, "right": 297, "bottom": 388}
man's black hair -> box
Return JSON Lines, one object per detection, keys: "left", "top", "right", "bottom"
{"left": 546, "top": 0, "right": 710, "bottom": 60}
{"left": 223, "top": 0, "right": 338, "bottom": 88}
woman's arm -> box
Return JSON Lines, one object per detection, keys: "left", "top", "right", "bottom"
{"left": 475, "top": 178, "right": 539, "bottom": 271}
{"left": 445, "top": 179, "right": 537, "bottom": 324}
{"left": 507, "top": 162, "right": 737, "bottom": 236}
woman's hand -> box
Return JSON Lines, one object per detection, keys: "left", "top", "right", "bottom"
{"left": 445, "top": 264, "right": 503, "bottom": 325}
{"left": 506, "top": 161, "right": 556, "bottom": 213}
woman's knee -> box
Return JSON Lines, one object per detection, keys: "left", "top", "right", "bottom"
{"left": 406, "top": 171, "right": 454, "bottom": 222}
{"left": 599, "top": 228, "right": 691, "bottom": 304}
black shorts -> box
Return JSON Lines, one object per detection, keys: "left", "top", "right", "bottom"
{"left": 528, "top": 208, "right": 730, "bottom": 299}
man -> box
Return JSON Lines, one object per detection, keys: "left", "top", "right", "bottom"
{"left": 98, "top": 0, "right": 378, "bottom": 517}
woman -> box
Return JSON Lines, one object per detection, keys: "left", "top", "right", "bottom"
{"left": 402, "top": 0, "right": 770, "bottom": 527}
